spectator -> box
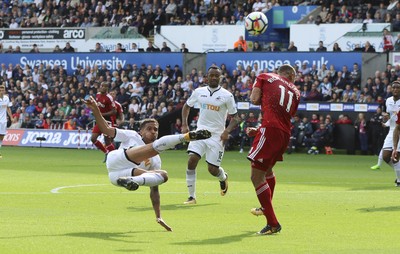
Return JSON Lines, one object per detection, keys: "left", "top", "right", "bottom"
{"left": 266, "top": 42, "right": 281, "bottom": 52}
{"left": 305, "top": 123, "right": 329, "bottom": 155}
{"left": 53, "top": 45, "right": 62, "bottom": 53}
{"left": 362, "top": 41, "right": 376, "bottom": 52}
{"left": 94, "top": 42, "right": 104, "bottom": 52}
{"left": 146, "top": 41, "right": 159, "bottom": 52}
{"left": 252, "top": 41, "right": 263, "bottom": 52}
{"left": 115, "top": 43, "right": 125, "bottom": 52}
{"left": 63, "top": 42, "right": 75, "bottom": 52}
{"left": 161, "top": 42, "right": 171, "bottom": 52}
{"left": 354, "top": 113, "right": 368, "bottom": 155}
{"left": 29, "top": 44, "right": 40, "bottom": 53}
{"left": 180, "top": 43, "right": 189, "bottom": 53}
{"left": 332, "top": 42, "right": 342, "bottom": 52}
{"left": 234, "top": 43, "right": 245, "bottom": 52}
{"left": 316, "top": 41, "right": 327, "bottom": 52}
{"left": 233, "top": 35, "right": 247, "bottom": 52}
{"left": 394, "top": 34, "right": 400, "bottom": 51}
{"left": 305, "top": 82, "right": 322, "bottom": 101}
{"left": 318, "top": 77, "right": 332, "bottom": 101}
{"left": 287, "top": 41, "right": 298, "bottom": 52}
{"left": 383, "top": 28, "right": 394, "bottom": 52}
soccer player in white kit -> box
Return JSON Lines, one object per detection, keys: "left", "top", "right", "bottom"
{"left": 84, "top": 96, "right": 211, "bottom": 231}
{"left": 181, "top": 66, "right": 241, "bottom": 204}
{"left": 0, "top": 84, "right": 14, "bottom": 158}
{"left": 372, "top": 81, "right": 400, "bottom": 186}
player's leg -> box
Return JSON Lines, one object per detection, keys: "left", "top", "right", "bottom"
{"left": 248, "top": 127, "right": 287, "bottom": 235}
{"left": 184, "top": 153, "right": 201, "bottom": 204}
{"left": 106, "top": 149, "right": 168, "bottom": 190}
{"left": 104, "top": 136, "right": 115, "bottom": 153}
{"left": 204, "top": 137, "right": 228, "bottom": 196}
{"left": 116, "top": 168, "right": 169, "bottom": 191}
{"left": 371, "top": 149, "right": 383, "bottom": 170}
{"left": 91, "top": 125, "right": 107, "bottom": 153}
{"left": 251, "top": 164, "right": 280, "bottom": 235}
{"left": 0, "top": 122, "right": 6, "bottom": 158}
{"left": 184, "top": 140, "right": 205, "bottom": 204}
{"left": 125, "top": 130, "right": 211, "bottom": 164}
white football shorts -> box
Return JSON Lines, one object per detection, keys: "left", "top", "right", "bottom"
{"left": 0, "top": 122, "right": 6, "bottom": 135}
{"left": 187, "top": 134, "right": 224, "bottom": 167}
{"left": 106, "top": 149, "right": 139, "bottom": 186}
{"left": 382, "top": 130, "right": 400, "bottom": 150}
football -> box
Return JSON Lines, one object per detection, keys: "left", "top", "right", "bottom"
{"left": 245, "top": 12, "right": 268, "bottom": 36}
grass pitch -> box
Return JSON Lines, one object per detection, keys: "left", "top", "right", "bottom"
{"left": 1, "top": 146, "right": 400, "bottom": 254}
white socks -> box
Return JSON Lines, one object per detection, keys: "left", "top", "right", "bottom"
{"left": 393, "top": 162, "right": 400, "bottom": 181}
{"left": 186, "top": 169, "right": 196, "bottom": 198}
{"left": 152, "top": 134, "right": 186, "bottom": 153}
{"left": 217, "top": 167, "right": 227, "bottom": 181}
{"left": 377, "top": 150, "right": 383, "bottom": 166}
{"left": 130, "top": 173, "right": 165, "bottom": 187}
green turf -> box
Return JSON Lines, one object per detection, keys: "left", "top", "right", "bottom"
{"left": 1, "top": 146, "right": 400, "bottom": 254}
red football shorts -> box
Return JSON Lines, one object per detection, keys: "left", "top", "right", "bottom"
{"left": 247, "top": 127, "right": 290, "bottom": 171}
{"left": 92, "top": 120, "right": 114, "bottom": 134}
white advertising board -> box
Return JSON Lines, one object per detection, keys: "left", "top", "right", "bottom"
{"left": 0, "top": 28, "right": 149, "bottom": 52}
{"left": 290, "top": 23, "right": 390, "bottom": 52}
{"left": 155, "top": 25, "right": 245, "bottom": 53}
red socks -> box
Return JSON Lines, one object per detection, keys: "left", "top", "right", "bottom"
{"left": 106, "top": 143, "right": 115, "bottom": 153}
{"left": 256, "top": 182, "right": 279, "bottom": 227}
{"left": 94, "top": 140, "right": 107, "bottom": 153}
{"left": 266, "top": 174, "right": 276, "bottom": 199}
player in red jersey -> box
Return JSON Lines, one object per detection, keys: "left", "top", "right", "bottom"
{"left": 247, "top": 64, "right": 300, "bottom": 235}
{"left": 91, "top": 82, "right": 116, "bottom": 155}
{"left": 110, "top": 90, "right": 124, "bottom": 127}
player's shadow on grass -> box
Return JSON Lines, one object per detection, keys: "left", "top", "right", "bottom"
{"left": 357, "top": 206, "right": 400, "bottom": 213}
{"left": 127, "top": 203, "right": 219, "bottom": 212}
{"left": 172, "top": 231, "right": 255, "bottom": 245}
{"left": 64, "top": 231, "right": 145, "bottom": 244}
{"left": 348, "top": 185, "right": 394, "bottom": 191}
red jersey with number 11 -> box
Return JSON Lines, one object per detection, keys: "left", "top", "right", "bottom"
{"left": 254, "top": 73, "right": 300, "bottom": 134}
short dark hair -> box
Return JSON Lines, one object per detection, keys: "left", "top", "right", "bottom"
{"left": 207, "top": 65, "right": 221, "bottom": 72}
{"left": 140, "top": 118, "right": 159, "bottom": 129}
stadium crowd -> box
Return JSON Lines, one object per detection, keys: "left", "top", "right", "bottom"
{"left": 0, "top": 0, "right": 397, "bottom": 44}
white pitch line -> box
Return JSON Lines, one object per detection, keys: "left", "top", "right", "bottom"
{"left": 50, "top": 184, "right": 109, "bottom": 194}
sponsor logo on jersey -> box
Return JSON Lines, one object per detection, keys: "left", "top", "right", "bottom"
{"left": 200, "top": 103, "right": 220, "bottom": 111}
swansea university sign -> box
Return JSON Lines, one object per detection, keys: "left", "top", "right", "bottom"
{"left": 206, "top": 52, "right": 362, "bottom": 73}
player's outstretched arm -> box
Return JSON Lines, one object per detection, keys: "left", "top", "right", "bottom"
{"left": 150, "top": 186, "right": 172, "bottom": 231}
{"left": 181, "top": 103, "right": 191, "bottom": 133}
{"left": 393, "top": 124, "right": 400, "bottom": 162}
{"left": 85, "top": 96, "right": 116, "bottom": 138}
{"left": 221, "top": 113, "right": 241, "bottom": 141}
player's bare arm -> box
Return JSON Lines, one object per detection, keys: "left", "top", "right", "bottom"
{"left": 221, "top": 113, "right": 240, "bottom": 141}
{"left": 393, "top": 124, "right": 400, "bottom": 161}
{"left": 102, "top": 107, "right": 117, "bottom": 117}
{"left": 7, "top": 107, "right": 13, "bottom": 122}
{"left": 181, "top": 103, "right": 191, "bottom": 133}
{"left": 85, "top": 96, "right": 116, "bottom": 138}
{"left": 150, "top": 186, "right": 172, "bottom": 231}
{"left": 250, "top": 87, "right": 262, "bottom": 105}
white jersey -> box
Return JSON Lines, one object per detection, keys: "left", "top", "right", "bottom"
{"left": 114, "top": 128, "right": 161, "bottom": 170}
{"left": 186, "top": 86, "right": 237, "bottom": 135}
{"left": 0, "top": 95, "right": 11, "bottom": 123}
{"left": 385, "top": 96, "right": 400, "bottom": 132}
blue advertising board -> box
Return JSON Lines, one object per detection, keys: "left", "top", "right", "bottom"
{"left": 0, "top": 53, "right": 184, "bottom": 75}
{"left": 206, "top": 52, "right": 362, "bottom": 73}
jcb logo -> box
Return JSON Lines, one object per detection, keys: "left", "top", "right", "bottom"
{"left": 63, "top": 30, "right": 84, "bottom": 39}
